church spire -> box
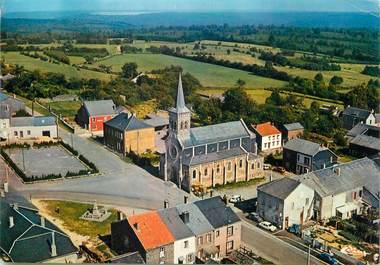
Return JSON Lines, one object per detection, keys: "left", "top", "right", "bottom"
{"left": 176, "top": 73, "right": 189, "bottom": 113}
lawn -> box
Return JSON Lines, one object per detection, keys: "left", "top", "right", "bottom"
{"left": 40, "top": 200, "right": 118, "bottom": 238}
{"left": 129, "top": 99, "right": 158, "bottom": 119}
{"left": 1, "top": 52, "right": 115, "bottom": 81}
{"left": 93, "top": 53, "right": 286, "bottom": 89}
{"left": 46, "top": 100, "right": 81, "bottom": 119}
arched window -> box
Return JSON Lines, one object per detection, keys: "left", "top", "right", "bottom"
{"left": 184, "top": 121, "right": 188, "bottom": 129}
{"left": 174, "top": 122, "right": 177, "bottom": 130}
{"left": 180, "top": 121, "right": 184, "bottom": 130}
{"left": 216, "top": 164, "right": 220, "bottom": 173}
{"left": 239, "top": 160, "right": 243, "bottom": 168}
{"left": 193, "top": 170, "right": 197, "bottom": 179}
{"left": 251, "top": 163, "right": 255, "bottom": 170}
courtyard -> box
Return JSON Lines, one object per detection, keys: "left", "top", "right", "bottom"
{"left": 4, "top": 145, "right": 90, "bottom": 180}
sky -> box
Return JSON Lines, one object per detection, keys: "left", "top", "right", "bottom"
{"left": 2, "top": 0, "right": 379, "bottom": 13}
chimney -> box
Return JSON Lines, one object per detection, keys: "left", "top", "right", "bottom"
{"left": 51, "top": 232, "right": 57, "bottom": 257}
{"left": 164, "top": 200, "right": 169, "bottom": 209}
{"left": 40, "top": 216, "right": 45, "bottom": 227}
{"left": 184, "top": 196, "right": 188, "bottom": 204}
{"left": 9, "top": 216, "right": 14, "bottom": 228}
{"left": 180, "top": 211, "right": 190, "bottom": 224}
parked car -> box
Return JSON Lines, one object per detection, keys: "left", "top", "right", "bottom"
{"left": 229, "top": 195, "right": 242, "bottom": 203}
{"left": 258, "top": 221, "right": 277, "bottom": 232}
{"left": 317, "top": 253, "right": 338, "bottom": 265}
{"left": 263, "top": 164, "right": 271, "bottom": 170}
{"left": 287, "top": 224, "right": 301, "bottom": 235}
{"left": 247, "top": 212, "right": 263, "bottom": 223}
{"left": 273, "top": 166, "right": 286, "bottom": 174}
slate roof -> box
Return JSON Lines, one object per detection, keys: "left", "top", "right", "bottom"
{"left": 257, "top": 178, "right": 301, "bottom": 200}
{"left": 194, "top": 196, "right": 240, "bottom": 229}
{"left": 83, "top": 100, "right": 116, "bottom": 116}
{"left": 157, "top": 207, "right": 194, "bottom": 240}
{"left": 376, "top": 114, "right": 380, "bottom": 123}
{"left": 284, "top": 138, "right": 326, "bottom": 156}
{"left": 175, "top": 203, "right": 214, "bottom": 236}
{"left": 350, "top": 134, "right": 380, "bottom": 152}
{"left": 346, "top": 123, "right": 373, "bottom": 138}
{"left": 0, "top": 92, "right": 8, "bottom": 101}
{"left": 179, "top": 119, "right": 252, "bottom": 148}
{"left": 342, "top": 107, "right": 371, "bottom": 119}
{"left": 127, "top": 211, "right": 174, "bottom": 250}
{"left": 252, "top": 122, "right": 281, "bottom": 136}
{"left": 10, "top": 116, "right": 56, "bottom": 127}
{"left": 105, "top": 113, "right": 152, "bottom": 132}
{"left": 143, "top": 115, "right": 169, "bottom": 128}
{"left": 283, "top": 122, "right": 304, "bottom": 131}
{"left": 183, "top": 147, "right": 247, "bottom": 166}
{"left": 0, "top": 200, "right": 77, "bottom": 263}
{"left": 109, "top": 252, "right": 145, "bottom": 263}
{"left": 293, "top": 157, "right": 380, "bottom": 198}
{"left": 169, "top": 74, "right": 190, "bottom": 114}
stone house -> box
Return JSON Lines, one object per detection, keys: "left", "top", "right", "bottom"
{"left": 104, "top": 113, "right": 155, "bottom": 155}
{"left": 293, "top": 157, "right": 380, "bottom": 221}
{"left": 341, "top": 106, "right": 376, "bottom": 130}
{"left": 161, "top": 74, "right": 263, "bottom": 192}
{"left": 251, "top": 122, "right": 282, "bottom": 154}
{"left": 111, "top": 211, "right": 175, "bottom": 264}
{"left": 283, "top": 138, "right": 338, "bottom": 174}
{"left": 76, "top": 99, "right": 119, "bottom": 134}
{"left": 257, "top": 178, "right": 314, "bottom": 229}
{"left": 280, "top": 122, "right": 304, "bottom": 143}
{"left": 0, "top": 201, "right": 77, "bottom": 263}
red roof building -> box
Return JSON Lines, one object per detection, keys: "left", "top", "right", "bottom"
{"left": 251, "top": 122, "right": 282, "bottom": 153}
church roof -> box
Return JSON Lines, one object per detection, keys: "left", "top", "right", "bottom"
{"left": 183, "top": 147, "right": 247, "bottom": 166}
{"left": 179, "top": 119, "right": 253, "bottom": 148}
{"left": 169, "top": 73, "right": 190, "bottom": 114}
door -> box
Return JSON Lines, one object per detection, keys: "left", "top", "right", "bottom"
{"left": 42, "top": 131, "right": 51, "bottom": 137}
{"left": 285, "top": 217, "right": 289, "bottom": 229}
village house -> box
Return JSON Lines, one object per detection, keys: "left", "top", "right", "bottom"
{"left": 251, "top": 122, "right": 282, "bottom": 154}
{"left": 346, "top": 123, "right": 380, "bottom": 157}
{"left": 0, "top": 92, "right": 25, "bottom": 119}
{"left": 341, "top": 106, "right": 376, "bottom": 130}
{"left": 257, "top": 178, "right": 314, "bottom": 229}
{"left": 293, "top": 157, "right": 380, "bottom": 221}
{"left": 283, "top": 138, "right": 338, "bottom": 174}
{"left": 7, "top": 116, "right": 57, "bottom": 140}
{"left": 160, "top": 74, "right": 264, "bottom": 192}
{"left": 104, "top": 113, "right": 155, "bottom": 155}
{"left": 76, "top": 99, "right": 121, "bottom": 134}
{"left": 280, "top": 122, "right": 304, "bottom": 143}
{"left": 0, "top": 201, "right": 77, "bottom": 263}
{"left": 111, "top": 197, "right": 241, "bottom": 264}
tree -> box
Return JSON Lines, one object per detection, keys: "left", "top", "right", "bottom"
{"left": 314, "top": 73, "right": 324, "bottom": 82}
{"left": 266, "top": 90, "right": 284, "bottom": 106}
{"left": 121, "top": 62, "right": 138, "bottom": 79}
{"left": 334, "top": 130, "right": 347, "bottom": 146}
{"left": 330, "top": 75, "right": 343, "bottom": 86}
{"left": 236, "top": 79, "right": 246, "bottom": 89}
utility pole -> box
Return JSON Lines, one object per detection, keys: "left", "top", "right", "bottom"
{"left": 71, "top": 133, "right": 74, "bottom": 149}
{"left": 21, "top": 148, "right": 25, "bottom": 171}
{"left": 307, "top": 244, "right": 310, "bottom": 265}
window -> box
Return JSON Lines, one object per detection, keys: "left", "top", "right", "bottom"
{"left": 359, "top": 190, "right": 362, "bottom": 197}
{"left": 226, "top": 241, "right": 234, "bottom": 251}
{"left": 216, "top": 164, "right": 220, "bottom": 173}
{"left": 264, "top": 143, "right": 267, "bottom": 148}
{"left": 251, "top": 163, "right": 255, "bottom": 170}
{"left": 297, "top": 154, "right": 300, "bottom": 162}
{"left": 277, "top": 135, "right": 280, "bottom": 139}
{"left": 227, "top": 162, "right": 231, "bottom": 171}
{"left": 206, "top": 233, "right": 212, "bottom": 242}
{"left": 216, "top": 230, "right": 220, "bottom": 237}
{"left": 257, "top": 162, "right": 261, "bottom": 169}
{"left": 277, "top": 141, "right": 279, "bottom": 146}
{"left": 27, "top": 130, "right": 31, "bottom": 135}
{"left": 14, "top": 131, "right": 18, "bottom": 136}
{"left": 239, "top": 160, "right": 243, "bottom": 168}
{"left": 353, "top": 192, "right": 357, "bottom": 200}
{"left": 184, "top": 121, "right": 188, "bottom": 129}
{"left": 304, "top": 157, "right": 310, "bottom": 165}
{"left": 184, "top": 240, "right": 189, "bottom": 248}
{"left": 180, "top": 121, "right": 184, "bottom": 130}
{"left": 187, "top": 254, "right": 193, "bottom": 263}
{"left": 204, "top": 168, "right": 208, "bottom": 176}
{"left": 193, "top": 170, "right": 197, "bottom": 179}
{"left": 227, "top": 226, "right": 234, "bottom": 237}
{"left": 268, "top": 142, "right": 271, "bottom": 148}
{"left": 197, "top": 236, "right": 203, "bottom": 245}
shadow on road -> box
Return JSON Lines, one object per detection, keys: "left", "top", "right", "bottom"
{"left": 235, "top": 198, "right": 257, "bottom": 213}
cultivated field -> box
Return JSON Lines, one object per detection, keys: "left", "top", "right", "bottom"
{"left": 93, "top": 53, "right": 286, "bottom": 89}
{"left": 46, "top": 100, "right": 81, "bottom": 119}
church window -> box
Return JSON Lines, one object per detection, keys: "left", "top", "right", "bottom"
{"left": 180, "top": 121, "right": 184, "bottom": 130}
{"left": 193, "top": 170, "right": 197, "bottom": 179}
{"left": 216, "top": 164, "right": 220, "bottom": 173}
{"left": 185, "top": 121, "right": 188, "bottom": 129}
{"left": 174, "top": 122, "right": 177, "bottom": 130}
{"left": 251, "top": 163, "right": 255, "bottom": 170}
{"left": 204, "top": 168, "right": 208, "bottom": 176}
{"left": 239, "top": 160, "right": 243, "bottom": 168}
{"left": 227, "top": 162, "right": 231, "bottom": 171}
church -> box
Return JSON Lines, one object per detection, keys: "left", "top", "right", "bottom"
{"left": 160, "top": 74, "right": 264, "bottom": 192}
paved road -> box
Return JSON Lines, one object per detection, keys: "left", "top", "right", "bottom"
{"left": 6, "top": 109, "right": 190, "bottom": 209}
{"left": 241, "top": 220, "right": 325, "bottom": 265}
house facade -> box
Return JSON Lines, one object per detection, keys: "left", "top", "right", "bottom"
{"left": 257, "top": 178, "right": 314, "bottom": 229}
{"left": 8, "top": 116, "right": 57, "bottom": 139}
{"left": 341, "top": 106, "right": 376, "bottom": 130}
{"left": 283, "top": 138, "right": 337, "bottom": 174}
{"left": 160, "top": 74, "right": 264, "bottom": 192}
{"left": 251, "top": 122, "right": 282, "bottom": 153}
{"left": 76, "top": 100, "right": 118, "bottom": 133}
{"left": 0, "top": 92, "right": 25, "bottom": 119}
{"left": 104, "top": 113, "right": 155, "bottom": 155}
{"left": 280, "top": 122, "right": 304, "bottom": 143}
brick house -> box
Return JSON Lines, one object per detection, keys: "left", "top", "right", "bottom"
{"left": 283, "top": 138, "right": 338, "bottom": 174}
{"left": 280, "top": 122, "right": 304, "bottom": 143}
{"left": 76, "top": 100, "right": 118, "bottom": 133}
{"left": 251, "top": 122, "right": 282, "bottom": 154}
{"left": 104, "top": 113, "right": 155, "bottom": 155}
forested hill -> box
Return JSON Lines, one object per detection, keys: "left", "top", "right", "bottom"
{"left": 2, "top": 11, "right": 380, "bottom": 32}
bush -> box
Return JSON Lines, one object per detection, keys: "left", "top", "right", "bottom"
{"left": 338, "top": 230, "right": 359, "bottom": 242}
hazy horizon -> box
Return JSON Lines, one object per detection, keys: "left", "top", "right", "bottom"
{"left": 3, "top": 0, "right": 379, "bottom": 14}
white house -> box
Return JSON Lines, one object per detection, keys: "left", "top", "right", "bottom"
{"left": 251, "top": 122, "right": 282, "bottom": 153}
{"left": 0, "top": 118, "right": 10, "bottom": 139}
{"left": 9, "top": 116, "right": 58, "bottom": 139}
{"left": 257, "top": 177, "right": 314, "bottom": 229}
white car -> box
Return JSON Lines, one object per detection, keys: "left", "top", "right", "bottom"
{"left": 263, "top": 164, "right": 271, "bottom": 170}
{"left": 258, "top": 221, "right": 277, "bottom": 232}
{"left": 229, "top": 195, "right": 242, "bottom": 203}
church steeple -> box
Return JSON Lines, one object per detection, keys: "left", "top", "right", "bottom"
{"left": 168, "top": 73, "right": 191, "bottom": 137}
{"left": 175, "top": 73, "right": 190, "bottom": 113}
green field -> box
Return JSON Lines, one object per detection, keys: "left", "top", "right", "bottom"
{"left": 93, "top": 53, "right": 286, "bottom": 89}
{"left": 2, "top": 52, "right": 115, "bottom": 80}
{"left": 46, "top": 100, "right": 81, "bottom": 118}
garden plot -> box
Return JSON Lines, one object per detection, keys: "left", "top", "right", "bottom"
{"left": 5, "top": 146, "right": 89, "bottom": 179}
